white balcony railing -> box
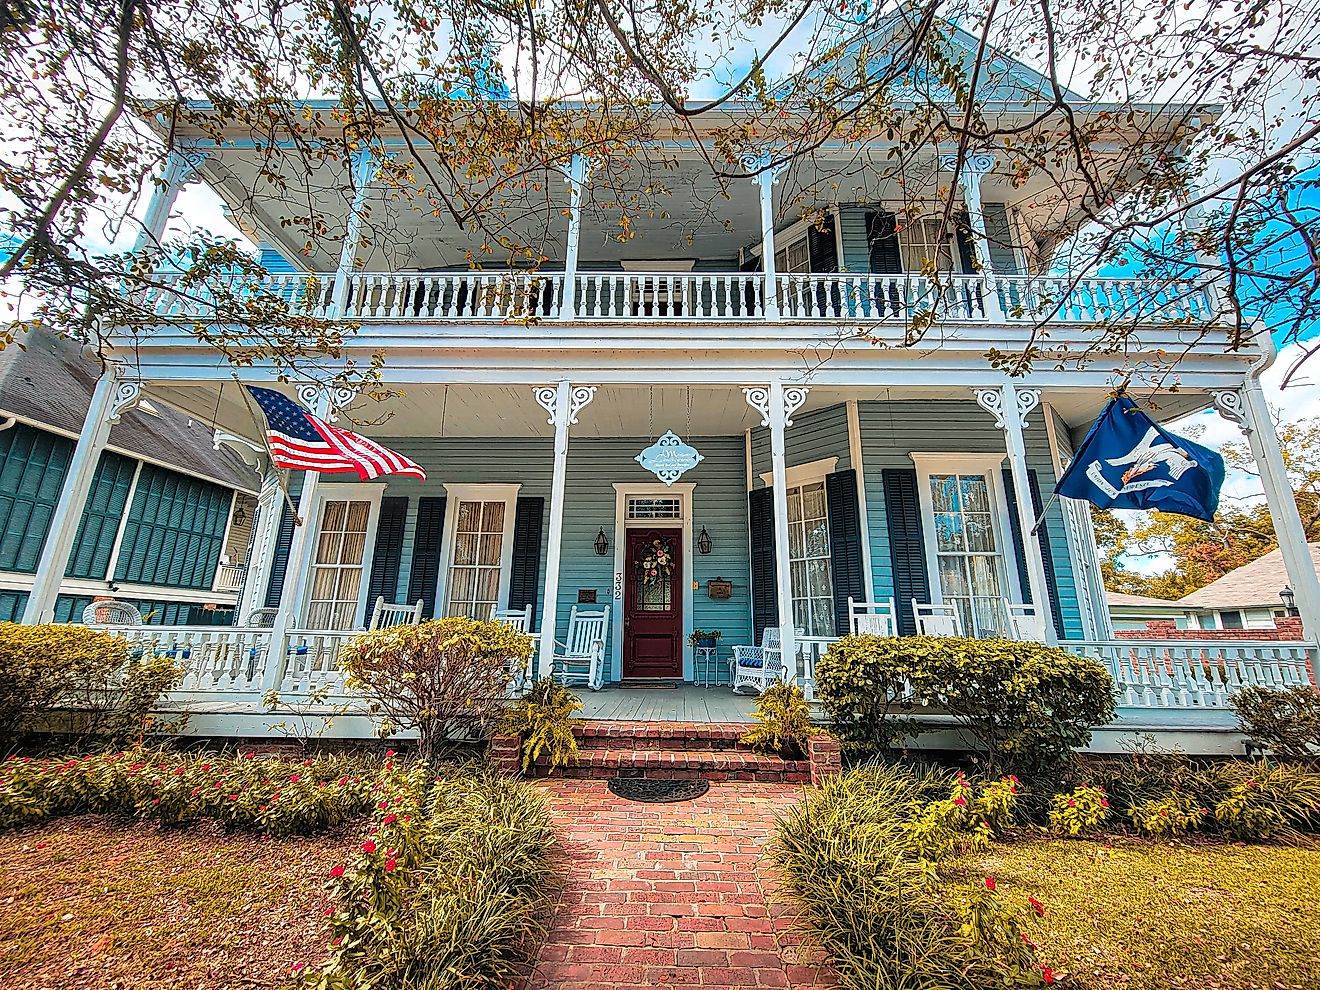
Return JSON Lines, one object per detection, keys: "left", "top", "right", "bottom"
{"left": 140, "top": 270, "right": 1222, "bottom": 327}
{"left": 213, "top": 563, "right": 246, "bottom": 594}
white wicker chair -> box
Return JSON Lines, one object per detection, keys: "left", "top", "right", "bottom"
{"left": 368, "top": 597, "right": 424, "bottom": 630}
{"left": 1007, "top": 603, "right": 1049, "bottom": 642}
{"left": 247, "top": 607, "right": 279, "bottom": 628}
{"left": 847, "top": 597, "right": 897, "bottom": 636}
{"left": 551, "top": 606, "right": 610, "bottom": 691}
{"left": 730, "top": 627, "right": 785, "bottom": 695}
{"left": 82, "top": 600, "right": 143, "bottom": 626}
{"left": 912, "top": 600, "right": 964, "bottom": 637}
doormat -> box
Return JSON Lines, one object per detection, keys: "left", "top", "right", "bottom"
{"left": 607, "top": 777, "right": 710, "bottom": 803}
{"left": 622, "top": 681, "right": 680, "bottom": 690}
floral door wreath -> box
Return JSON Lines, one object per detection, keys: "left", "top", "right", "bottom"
{"left": 638, "top": 537, "right": 674, "bottom": 587}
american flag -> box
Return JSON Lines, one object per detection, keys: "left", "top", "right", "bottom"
{"left": 246, "top": 386, "right": 427, "bottom": 481}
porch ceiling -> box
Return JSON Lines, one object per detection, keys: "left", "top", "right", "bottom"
{"left": 146, "top": 381, "right": 1215, "bottom": 446}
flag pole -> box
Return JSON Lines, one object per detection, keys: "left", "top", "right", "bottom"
{"left": 233, "top": 374, "right": 303, "bottom": 525}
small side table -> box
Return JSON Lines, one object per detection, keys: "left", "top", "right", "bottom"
{"left": 693, "top": 646, "right": 720, "bottom": 687}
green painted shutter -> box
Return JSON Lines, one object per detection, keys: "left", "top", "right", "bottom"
{"left": 115, "top": 464, "right": 230, "bottom": 589}
{"left": 0, "top": 423, "right": 73, "bottom": 573}
{"left": 366, "top": 496, "right": 408, "bottom": 614}
{"left": 825, "top": 470, "right": 866, "bottom": 637}
{"left": 748, "top": 486, "right": 778, "bottom": 643}
{"left": 264, "top": 475, "right": 303, "bottom": 608}
{"left": 881, "top": 468, "right": 930, "bottom": 636}
{"left": 508, "top": 496, "right": 544, "bottom": 623}
{"left": 407, "top": 496, "right": 447, "bottom": 619}
{"left": 865, "top": 211, "right": 902, "bottom": 273}
{"left": 0, "top": 591, "right": 27, "bottom": 623}
{"left": 66, "top": 452, "right": 136, "bottom": 579}
{"left": 1001, "top": 468, "right": 1064, "bottom": 637}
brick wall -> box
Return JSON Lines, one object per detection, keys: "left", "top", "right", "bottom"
{"left": 1115, "top": 617, "right": 1305, "bottom": 641}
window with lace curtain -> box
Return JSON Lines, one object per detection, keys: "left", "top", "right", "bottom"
{"left": 305, "top": 499, "right": 370, "bottom": 629}
{"left": 445, "top": 499, "right": 507, "bottom": 620}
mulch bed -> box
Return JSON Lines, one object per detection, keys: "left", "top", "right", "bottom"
{"left": 0, "top": 815, "right": 352, "bottom": 989}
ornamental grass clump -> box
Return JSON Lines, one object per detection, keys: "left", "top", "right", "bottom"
{"left": 340, "top": 617, "right": 533, "bottom": 760}
{"left": 1048, "top": 784, "right": 1110, "bottom": 837}
{"left": 774, "top": 764, "right": 1050, "bottom": 990}
{"left": 1208, "top": 760, "right": 1320, "bottom": 842}
{"left": 499, "top": 677, "right": 582, "bottom": 772}
{"left": 303, "top": 762, "right": 556, "bottom": 990}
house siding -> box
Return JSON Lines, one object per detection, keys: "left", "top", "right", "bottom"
{"left": 857, "top": 399, "right": 1083, "bottom": 639}
{"left": 749, "top": 403, "right": 851, "bottom": 481}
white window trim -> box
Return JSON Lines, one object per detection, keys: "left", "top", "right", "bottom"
{"left": 758, "top": 456, "right": 838, "bottom": 490}
{"left": 611, "top": 482, "right": 695, "bottom": 683}
{"left": 295, "top": 483, "right": 385, "bottom": 630}
{"left": 909, "top": 453, "right": 1024, "bottom": 613}
{"left": 437, "top": 482, "right": 522, "bottom": 619}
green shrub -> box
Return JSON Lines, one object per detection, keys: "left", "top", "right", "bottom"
{"left": 303, "top": 764, "right": 556, "bottom": 990}
{"left": 1048, "top": 784, "right": 1110, "bottom": 837}
{"left": 774, "top": 764, "right": 1048, "bottom": 990}
{"left": 1128, "top": 793, "right": 1206, "bottom": 836}
{"left": 740, "top": 681, "right": 815, "bottom": 758}
{"left": 340, "top": 618, "right": 533, "bottom": 759}
{"left": 1232, "top": 685, "right": 1320, "bottom": 762}
{"left": 499, "top": 677, "right": 582, "bottom": 772}
{"left": 1209, "top": 761, "right": 1320, "bottom": 841}
{"left": 816, "top": 635, "right": 1116, "bottom": 776}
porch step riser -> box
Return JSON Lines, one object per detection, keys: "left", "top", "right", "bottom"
{"left": 536, "top": 746, "right": 809, "bottom": 783}
{"left": 535, "top": 765, "right": 811, "bottom": 784}
{"left": 571, "top": 721, "right": 753, "bottom": 752}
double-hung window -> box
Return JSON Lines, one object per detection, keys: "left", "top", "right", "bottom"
{"left": 441, "top": 484, "right": 519, "bottom": 621}
{"left": 787, "top": 480, "right": 835, "bottom": 637}
{"left": 914, "top": 455, "right": 1015, "bottom": 638}
{"left": 306, "top": 499, "right": 372, "bottom": 629}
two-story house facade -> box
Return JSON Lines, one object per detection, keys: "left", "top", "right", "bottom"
{"left": 15, "top": 29, "right": 1319, "bottom": 750}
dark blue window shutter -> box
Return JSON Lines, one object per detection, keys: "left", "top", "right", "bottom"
{"left": 263, "top": 475, "right": 303, "bottom": 608}
{"left": 508, "top": 497, "right": 544, "bottom": 623}
{"left": 881, "top": 468, "right": 930, "bottom": 636}
{"left": 1001, "top": 468, "right": 1064, "bottom": 637}
{"left": 955, "top": 220, "right": 977, "bottom": 273}
{"left": 825, "top": 470, "right": 865, "bottom": 637}
{"left": 865, "top": 211, "right": 902, "bottom": 273}
{"left": 748, "top": 486, "right": 778, "bottom": 643}
{"left": 407, "top": 496, "right": 447, "bottom": 619}
{"left": 807, "top": 215, "right": 838, "bottom": 272}
{"left": 366, "top": 496, "right": 408, "bottom": 617}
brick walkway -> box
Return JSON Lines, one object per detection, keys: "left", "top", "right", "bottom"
{"left": 526, "top": 780, "right": 834, "bottom": 990}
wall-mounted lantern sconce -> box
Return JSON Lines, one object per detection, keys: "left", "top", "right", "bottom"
{"left": 697, "top": 526, "right": 713, "bottom": 555}
{"left": 594, "top": 527, "right": 610, "bottom": 556}
{"left": 1280, "top": 585, "right": 1299, "bottom": 616}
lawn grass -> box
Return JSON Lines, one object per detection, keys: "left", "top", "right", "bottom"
{"left": 0, "top": 815, "right": 350, "bottom": 989}
{"left": 952, "top": 836, "right": 1320, "bottom": 990}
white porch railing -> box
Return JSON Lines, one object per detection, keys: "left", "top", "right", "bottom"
{"left": 138, "top": 270, "right": 1221, "bottom": 327}
{"left": 212, "top": 563, "right": 246, "bottom": 594}
{"left": 1066, "top": 639, "right": 1317, "bottom": 710}
{"left": 108, "top": 624, "right": 274, "bottom": 697}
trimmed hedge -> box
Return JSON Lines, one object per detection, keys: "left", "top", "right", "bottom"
{"left": 815, "top": 635, "right": 1116, "bottom": 775}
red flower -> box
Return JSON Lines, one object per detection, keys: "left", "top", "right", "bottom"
{"left": 1028, "top": 896, "right": 1045, "bottom": 917}
{"left": 329, "top": 864, "right": 345, "bottom": 878}
{"left": 385, "top": 750, "right": 396, "bottom": 758}
{"left": 382, "top": 813, "right": 397, "bottom": 825}
{"left": 362, "top": 840, "right": 377, "bottom": 854}
{"left": 953, "top": 796, "right": 967, "bottom": 807}
{"left": 983, "top": 877, "right": 995, "bottom": 891}
{"left": 385, "top": 858, "right": 397, "bottom": 872}
{"left": 1100, "top": 798, "right": 1110, "bottom": 808}
{"left": 1067, "top": 800, "right": 1076, "bottom": 807}
{"left": 1041, "top": 967, "right": 1057, "bottom": 984}
{"left": 289, "top": 774, "right": 301, "bottom": 783}
{"left": 1159, "top": 809, "right": 1169, "bottom": 816}
{"left": 291, "top": 963, "right": 305, "bottom": 973}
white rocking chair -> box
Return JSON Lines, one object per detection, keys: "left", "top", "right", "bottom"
{"left": 1007, "top": 603, "right": 1049, "bottom": 642}
{"left": 847, "top": 597, "right": 897, "bottom": 637}
{"left": 551, "top": 606, "right": 610, "bottom": 691}
{"left": 369, "top": 597, "right": 424, "bottom": 630}
{"left": 82, "top": 600, "right": 143, "bottom": 627}
{"left": 494, "top": 605, "right": 535, "bottom": 694}
{"left": 912, "top": 600, "right": 964, "bottom": 637}
{"left": 493, "top": 605, "right": 532, "bottom": 632}
{"left": 730, "top": 627, "right": 786, "bottom": 695}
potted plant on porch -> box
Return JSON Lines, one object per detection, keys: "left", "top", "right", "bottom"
{"left": 688, "top": 629, "right": 723, "bottom": 650}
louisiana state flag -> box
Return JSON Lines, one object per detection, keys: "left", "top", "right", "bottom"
{"left": 1056, "top": 395, "right": 1224, "bottom": 521}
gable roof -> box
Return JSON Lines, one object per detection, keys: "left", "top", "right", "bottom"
{"left": 0, "top": 331, "right": 260, "bottom": 493}
{"left": 1106, "top": 591, "right": 1184, "bottom": 609}
{"left": 1176, "top": 545, "right": 1317, "bottom": 610}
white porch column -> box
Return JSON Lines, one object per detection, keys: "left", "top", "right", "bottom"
{"left": 131, "top": 147, "right": 209, "bottom": 255}
{"left": 941, "top": 153, "right": 997, "bottom": 280}
{"left": 1214, "top": 383, "right": 1320, "bottom": 640}
{"left": 328, "top": 150, "right": 378, "bottom": 319}
{"left": 745, "top": 381, "right": 810, "bottom": 684}
{"left": 557, "top": 155, "right": 587, "bottom": 320}
{"left": 975, "top": 384, "right": 1056, "bottom": 645}
{"left": 744, "top": 156, "right": 786, "bottom": 321}
{"left": 535, "top": 382, "right": 597, "bottom": 677}
{"left": 21, "top": 366, "right": 143, "bottom": 623}
{"left": 846, "top": 399, "right": 877, "bottom": 600}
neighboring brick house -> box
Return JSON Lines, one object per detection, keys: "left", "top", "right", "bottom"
{"left": 0, "top": 331, "right": 260, "bottom": 624}
{"left": 1109, "top": 546, "right": 1318, "bottom": 641}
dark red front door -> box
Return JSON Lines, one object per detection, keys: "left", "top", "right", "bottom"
{"left": 623, "top": 527, "right": 683, "bottom": 679}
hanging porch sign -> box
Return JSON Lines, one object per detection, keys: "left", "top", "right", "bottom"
{"left": 636, "top": 431, "right": 704, "bottom": 485}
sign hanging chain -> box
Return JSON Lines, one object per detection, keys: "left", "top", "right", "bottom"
{"left": 685, "top": 387, "right": 692, "bottom": 441}
{"left": 648, "top": 386, "right": 655, "bottom": 438}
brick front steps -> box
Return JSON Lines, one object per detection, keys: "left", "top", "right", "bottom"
{"left": 530, "top": 720, "right": 812, "bottom": 783}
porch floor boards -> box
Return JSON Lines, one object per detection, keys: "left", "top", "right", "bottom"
{"left": 573, "top": 685, "right": 759, "bottom": 723}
